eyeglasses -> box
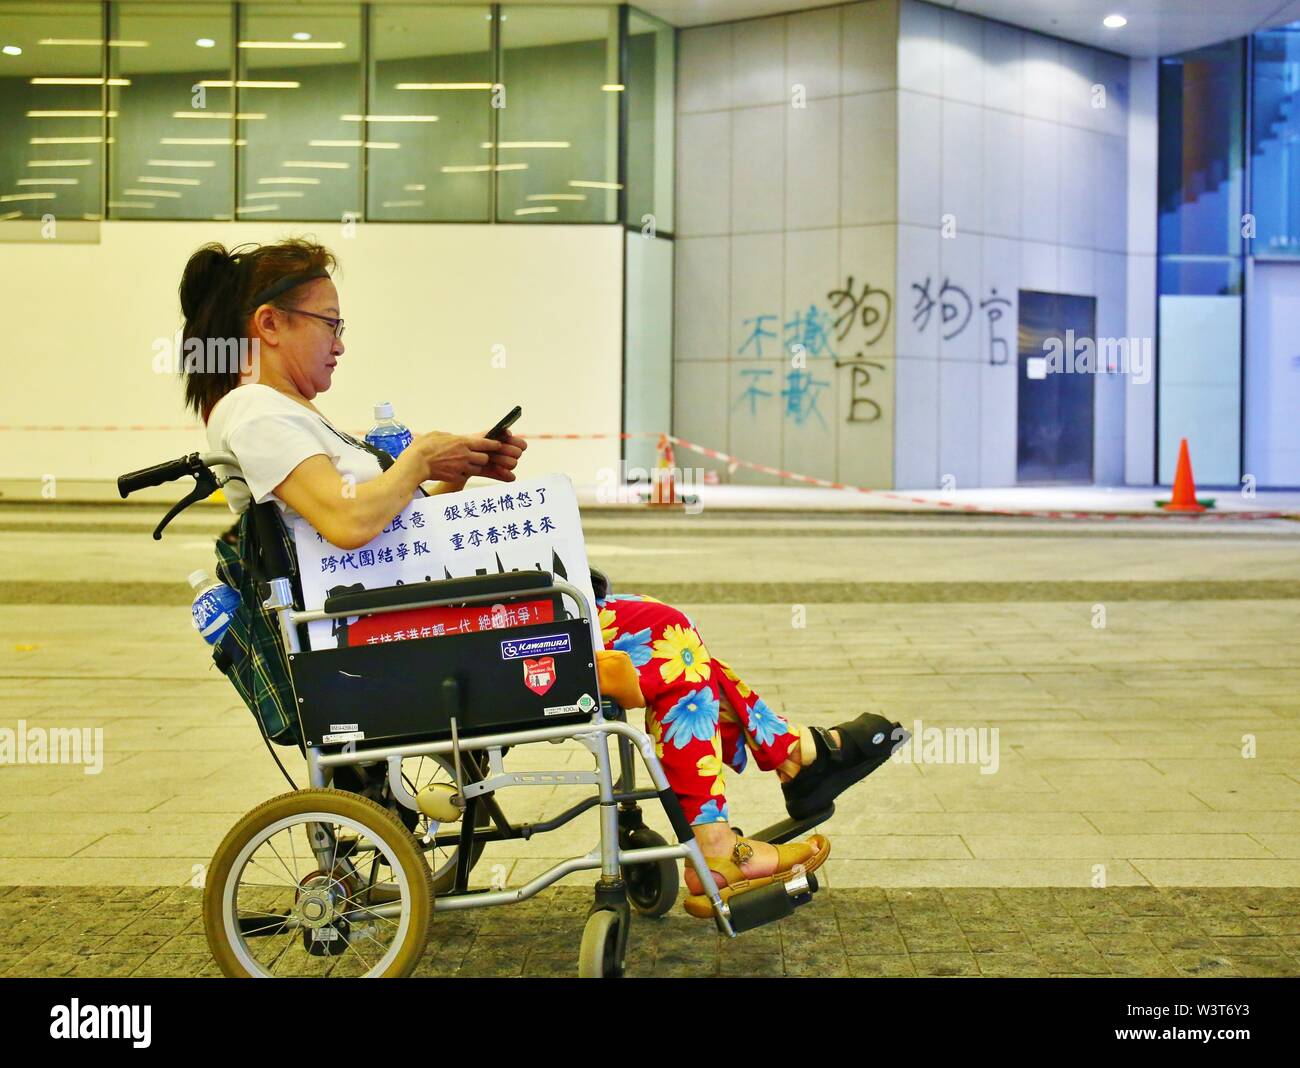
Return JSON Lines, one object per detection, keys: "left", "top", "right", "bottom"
{"left": 285, "top": 307, "right": 345, "bottom": 339}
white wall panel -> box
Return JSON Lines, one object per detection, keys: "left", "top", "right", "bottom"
{"left": 677, "top": 110, "right": 733, "bottom": 237}
{"left": 786, "top": 95, "right": 842, "bottom": 230}
{"left": 675, "top": 237, "right": 730, "bottom": 361}
{"left": 731, "top": 105, "right": 786, "bottom": 234}
{"left": 2, "top": 222, "right": 624, "bottom": 483}
{"left": 731, "top": 16, "right": 787, "bottom": 109}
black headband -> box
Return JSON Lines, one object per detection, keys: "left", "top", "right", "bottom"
{"left": 245, "top": 268, "right": 330, "bottom": 311}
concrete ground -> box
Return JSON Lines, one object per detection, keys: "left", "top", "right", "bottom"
{"left": 1, "top": 497, "right": 1297, "bottom": 976}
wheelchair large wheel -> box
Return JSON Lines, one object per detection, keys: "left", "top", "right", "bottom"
{"left": 620, "top": 826, "right": 679, "bottom": 918}
{"left": 204, "top": 789, "right": 434, "bottom": 978}
{"left": 578, "top": 910, "right": 624, "bottom": 979}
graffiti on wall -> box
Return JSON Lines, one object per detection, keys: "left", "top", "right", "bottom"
{"left": 734, "top": 275, "right": 892, "bottom": 427}
{"left": 909, "top": 276, "right": 1012, "bottom": 366}
{"left": 733, "top": 276, "right": 1015, "bottom": 429}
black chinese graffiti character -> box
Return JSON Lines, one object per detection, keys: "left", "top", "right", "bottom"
{"left": 980, "top": 287, "right": 1012, "bottom": 366}
{"left": 828, "top": 276, "right": 892, "bottom": 348}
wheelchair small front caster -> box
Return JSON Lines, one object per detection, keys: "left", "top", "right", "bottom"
{"left": 578, "top": 910, "right": 625, "bottom": 978}
{"left": 619, "top": 826, "right": 679, "bottom": 919}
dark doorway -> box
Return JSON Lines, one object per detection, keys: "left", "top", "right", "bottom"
{"left": 1017, "top": 289, "right": 1097, "bottom": 483}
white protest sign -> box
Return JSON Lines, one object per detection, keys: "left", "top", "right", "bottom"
{"left": 292, "top": 473, "right": 599, "bottom": 651}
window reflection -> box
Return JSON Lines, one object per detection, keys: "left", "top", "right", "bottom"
{"left": 0, "top": 2, "right": 105, "bottom": 221}
{"left": 368, "top": 5, "right": 492, "bottom": 221}
{"left": 109, "top": 3, "right": 234, "bottom": 220}
{"left": 1157, "top": 40, "right": 1245, "bottom": 259}
{"left": 497, "top": 6, "right": 619, "bottom": 223}
{"left": 0, "top": 2, "right": 675, "bottom": 227}
{"left": 238, "top": 4, "right": 361, "bottom": 221}
{"left": 1251, "top": 24, "right": 1300, "bottom": 256}
{"left": 625, "top": 8, "right": 673, "bottom": 233}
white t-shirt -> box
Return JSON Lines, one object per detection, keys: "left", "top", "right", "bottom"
{"left": 206, "top": 384, "right": 383, "bottom": 520}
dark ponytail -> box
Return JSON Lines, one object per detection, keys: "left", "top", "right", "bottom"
{"left": 178, "top": 238, "right": 338, "bottom": 422}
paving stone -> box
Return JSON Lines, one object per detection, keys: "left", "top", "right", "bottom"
{"left": 1211, "top": 935, "right": 1288, "bottom": 956}
{"left": 1192, "top": 914, "right": 1268, "bottom": 936}
{"left": 956, "top": 912, "right": 1026, "bottom": 933}
{"left": 848, "top": 953, "right": 916, "bottom": 977}
{"left": 1165, "top": 951, "right": 1241, "bottom": 977}
{"left": 976, "top": 952, "right": 1047, "bottom": 977}
{"left": 1075, "top": 913, "right": 1146, "bottom": 934}
{"left": 902, "top": 929, "right": 971, "bottom": 953}
{"left": 130, "top": 953, "right": 208, "bottom": 978}
{"left": 1086, "top": 933, "right": 1159, "bottom": 955}
{"left": 68, "top": 953, "right": 152, "bottom": 978}
{"left": 521, "top": 953, "right": 578, "bottom": 978}
{"left": 909, "top": 951, "right": 980, "bottom": 977}
{"left": 1221, "top": 955, "right": 1297, "bottom": 978}
{"left": 4, "top": 948, "right": 83, "bottom": 978}
{"left": 719, "top": 947, "right": 784, "bottom": 977}
{"left": 1103, "top": 953, "right": 1178, "bottom": 976}
{"left": 964, "top": 930, "right": 1033, "bottom": 953}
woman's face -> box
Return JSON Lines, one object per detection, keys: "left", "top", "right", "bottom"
{"left": 253, "top": 277, "right": 345, "bottom": 399}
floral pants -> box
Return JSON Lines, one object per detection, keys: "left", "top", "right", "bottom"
{"left": 597, "top": 593, "right": 801, "bottom": 826}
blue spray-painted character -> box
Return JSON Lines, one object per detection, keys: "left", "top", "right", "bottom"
{"left": 738, "top": 314, "right": 778, "bottom": 358}
{"left": 732, "top": 367, "right": 775, "bottom": 416}
{"left": 784, "top": 303, "right": 838, "bottom": 360}
{"left": 781, "top": 369, "right": 830, "bottom": 428}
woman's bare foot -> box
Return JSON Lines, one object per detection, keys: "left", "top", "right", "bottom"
{"left": 683, "top": 822, "right": 824, "bottom": 895}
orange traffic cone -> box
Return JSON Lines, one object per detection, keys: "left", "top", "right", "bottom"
{"left": 648, "top": 433, "right": 682, "bottom": 508}
{"left": 1157, "top": 438, "right": 1213, "bottom": 512}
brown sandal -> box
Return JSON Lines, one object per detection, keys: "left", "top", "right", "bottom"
{"left": 682, "top": 834, "right": 831, "bottom": 919}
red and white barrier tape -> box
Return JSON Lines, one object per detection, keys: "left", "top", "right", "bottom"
{"left": 662, "top": 435, "right": 1296, "bottom": 522}
{"left": 2, "top": 424, "right": 1292, "bottom": 521}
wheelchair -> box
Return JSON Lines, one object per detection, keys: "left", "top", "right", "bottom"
{"left": 118, "top": 450, "right": 834, "bottom": 978}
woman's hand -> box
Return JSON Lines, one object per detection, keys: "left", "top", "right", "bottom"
{"left": 407, "top": 431, "right": 503, "bottom": 483}
{"left": 477, "top": 429, "right": 527, "bottom": 483}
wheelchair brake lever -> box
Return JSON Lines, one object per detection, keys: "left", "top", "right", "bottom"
{"left": 448, "top": 715, "right": 467, "bottom": 813}
{"left": 152, "top": 470, "right": 219, "bottom": 541}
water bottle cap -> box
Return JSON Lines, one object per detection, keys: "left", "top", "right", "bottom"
{"left": 373, "top": 401, "right": 394, "bottom": 421}
{"left": 188, "top": 569, "right": 209, "bottom": 590}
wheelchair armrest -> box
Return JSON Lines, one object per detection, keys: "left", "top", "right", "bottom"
{"left": 323, "top": 569, "right": 554, "bottom": 616}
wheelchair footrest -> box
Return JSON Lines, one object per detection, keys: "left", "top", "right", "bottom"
{"left": 721, "top": 870, "right": 818, "bottom": 934}
{"left": 746, "top": 804, "right": 835, "bottom": 846}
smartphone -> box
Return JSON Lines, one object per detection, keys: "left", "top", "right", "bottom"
{"left": 486, "top": 405, "right": 522, "bottom": 441}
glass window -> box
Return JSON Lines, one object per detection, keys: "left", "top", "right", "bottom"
{"left": 237, "top": 3, "right": 362, "bottom": 222}
{"left": 0, "top": 1, "right": 105, "bottom": 222}
{"left": 625, "top": 8, "right": 673, "bottom": 233}
{"left": 497, "top": 6, "right": 619, "bottom": 223}
{"left": 109, "top": 3, "right": 234, "bottom": 221}
{"left": 624, "top": 230, "right": 672, "bottom": 472}
{"left": 1157, "top": 41, "right": 1245, "bottom": 257}
{"left": 367, "top": 5, "right": 492, "bottom": 222}
{"left": 1157, "top": 39, "right": 1246, "bottom": 486}
{"left": 1251, "top": 24, "right": 1300, "bottom": 257}
{"left": 1157, "top": 257, "right": 1243, "bottom": 296}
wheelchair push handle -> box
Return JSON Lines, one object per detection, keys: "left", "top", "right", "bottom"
{"left": 117, "top": 453, "right": 202, "bottom": 498}
{"left": 117, "top": 450, "right": 239, "bottom": 541}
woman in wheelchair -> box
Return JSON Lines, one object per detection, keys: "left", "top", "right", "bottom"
{"left": 179, "top": 238, "right": 896, "bottom": 917}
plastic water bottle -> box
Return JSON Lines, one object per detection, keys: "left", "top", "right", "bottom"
{"left": 365, "top": 401, "right": 413, "bottom": 458}
{"left": 190, "top": 569, "right": 241, "bottom": 647}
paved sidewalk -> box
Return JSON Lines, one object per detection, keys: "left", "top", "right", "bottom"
{"left": 2, "top": 884, "right": 1297, "bottom": 978}
{"left": 2, "top": 506, "right": 1298, "bottom": 977}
